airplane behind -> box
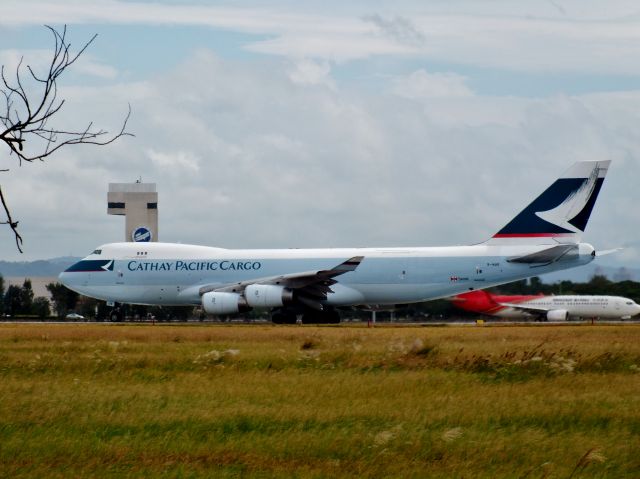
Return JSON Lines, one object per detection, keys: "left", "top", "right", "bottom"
{"left": 452, "top": 289, "right": 640, "bottom": 321}
{"left": 60, "top": 161, "right": 611, "bottom": 323}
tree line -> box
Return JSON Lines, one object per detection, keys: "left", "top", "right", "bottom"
{"left": 0, "top": 276, "right": 79, "bottom": 318}
{"left": 492, "top": 275, "right": 640, "bottom": 301}
{"left": 0, "top": 274, "right": 192, "bottom": 321}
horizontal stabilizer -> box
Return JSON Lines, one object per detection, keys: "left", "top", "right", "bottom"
{"left": 507, "top": 244, "right": 578, "bottom": 265}
{"left": 595, "top": 248, "right": 623, "bottom": 257}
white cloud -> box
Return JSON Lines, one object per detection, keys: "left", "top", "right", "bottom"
{"left": 74, "top": 56, "right": 119, "bottom": 79}
{"left": 0, "top": 47, "right": 117, "bottom": 81}
{"left": 2, "top": 2, "right": 640, "bottom": 268}
{"left": 247, "top": 34, "right": 412, "bottom": 63}
{"left": 2, "top": 1, "right": 640, "bottom": 73}
{"left": 288, "top": 59, "right": 335, "bottom": 89}
{"left": 393, "top": 69, "right": 473, "bottom": 99}
{"left": 146, "top": 148, "right": 201, "bottom": 172}
{"left": 2, "top": 49, "right": 639, "bottom": 264}
{"left": 0, "top": 49, "right": 49, "bottom": 72}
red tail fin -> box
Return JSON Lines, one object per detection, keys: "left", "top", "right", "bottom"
{"left": 452, "top": 290, "right": 498, "bottom": 314}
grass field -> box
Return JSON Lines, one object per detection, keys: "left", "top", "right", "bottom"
{"left": 1, "top": 323, "right": 639, "bottom": 478}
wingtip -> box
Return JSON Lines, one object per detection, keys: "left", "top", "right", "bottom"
{"left": 334, "top": 256, "right": 364, "bottom": 273}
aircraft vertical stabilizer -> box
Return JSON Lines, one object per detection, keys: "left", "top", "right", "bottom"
{"left": 486, "top": 161, "right": 610, "bottom": 245}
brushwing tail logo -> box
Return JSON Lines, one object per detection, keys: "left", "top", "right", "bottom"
{"left": 101, "top": 260, "right": 114, "bottom": 271}
{"left": 489, "top": 160, "right": 609, "bottom": 242}
{"left": 535, "top": 163, "right": 601, "bottom": 233}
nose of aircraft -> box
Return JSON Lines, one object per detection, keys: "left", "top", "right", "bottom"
{"left": 58, "top": 260, "right": 85, "bottom": 289}
{"left": 633, "top": 303, "right": 640, "bottom": 317}
{"left": 58, "top": 270, "right": 69, "bottom": 287}
{"left": 58, "top": 269, "right": 77, "bottom": 291}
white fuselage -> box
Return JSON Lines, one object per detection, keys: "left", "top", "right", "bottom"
{"left": 496, "top": 296, "right": 640, "bottom": 320}
{"left": 59, "top": 241, "right": 596, "bottom": 308}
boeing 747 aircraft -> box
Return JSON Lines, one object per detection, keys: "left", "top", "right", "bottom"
{"left": 452, "top": 290, "right": 640, "bottom": 321}
{"left": 60, "top": 161, "right": 611, "bottom": 323}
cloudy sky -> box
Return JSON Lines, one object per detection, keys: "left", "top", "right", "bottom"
{"left": 1, "top": 0, "right": 639, "bottom": 270}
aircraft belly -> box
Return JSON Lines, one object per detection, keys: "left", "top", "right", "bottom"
{"left": 354, "top": 284, "right": 435, "bottom": 304}
{"left": 74, "top": 284, "right": 183, "bottom": 306}
{"left": 495, "top": 309, "right": 529, "bottom": 319}
{"left": 74, "top": 285, "right": 144, "bottom": 303}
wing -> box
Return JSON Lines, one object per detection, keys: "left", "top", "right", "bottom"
{"left": 198, "top": 256, "right": 364, "bottom": 310}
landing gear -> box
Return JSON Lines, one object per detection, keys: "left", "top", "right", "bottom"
{"left": 110, "top": 307, "right": 123, "bottom": 322}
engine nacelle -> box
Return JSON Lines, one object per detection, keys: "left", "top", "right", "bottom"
{"left": 245, "top": 284, "right": 293, "bottom": 308}
{"left": 547, "top": 309, "right": 568, "bottom": 321}
{"left": 202, "top": 292, "right": 248, "bottom": 315}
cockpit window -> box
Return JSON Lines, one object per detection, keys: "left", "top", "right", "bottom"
{"left": 92, "top": 249, "right": 102, "bottom": 255}
{"left": 627, "top": 301, "right": 633, "bottom": 305}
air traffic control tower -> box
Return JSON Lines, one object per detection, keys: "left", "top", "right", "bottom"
{"left": 107, "top": 182, "right": 158, "bottom": 242}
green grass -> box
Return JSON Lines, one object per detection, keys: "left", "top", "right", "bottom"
{"left": 1, "top": 323, "right": 640, "bottom": 478}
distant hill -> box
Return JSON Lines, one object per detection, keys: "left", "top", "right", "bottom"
{"left": 0, "top": 257, "right": 79, "bottom": 277}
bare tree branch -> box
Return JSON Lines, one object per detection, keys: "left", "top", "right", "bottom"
{"left": 1, "top": 25, "right": 133, "bottom": 252}
{"left": 0, "top": 186, "right": 23, "bottom": 252}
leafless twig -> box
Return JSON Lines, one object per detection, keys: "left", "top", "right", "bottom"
{"left": 0, "top": 25, "right": 133, "bottom": 252}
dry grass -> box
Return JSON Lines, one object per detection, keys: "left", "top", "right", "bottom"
{"left": 1, "top": 323, "right": 639, "bottom": 478}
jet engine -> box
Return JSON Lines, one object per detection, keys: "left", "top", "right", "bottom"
{"left": 202, "top": 292, "right": 248, "bottom": 315}
{"left": 546, "top": 309, "right": 568, "bottom": 321}
{"left": 245, "top": 284, "right": 294, "bottom": 308}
